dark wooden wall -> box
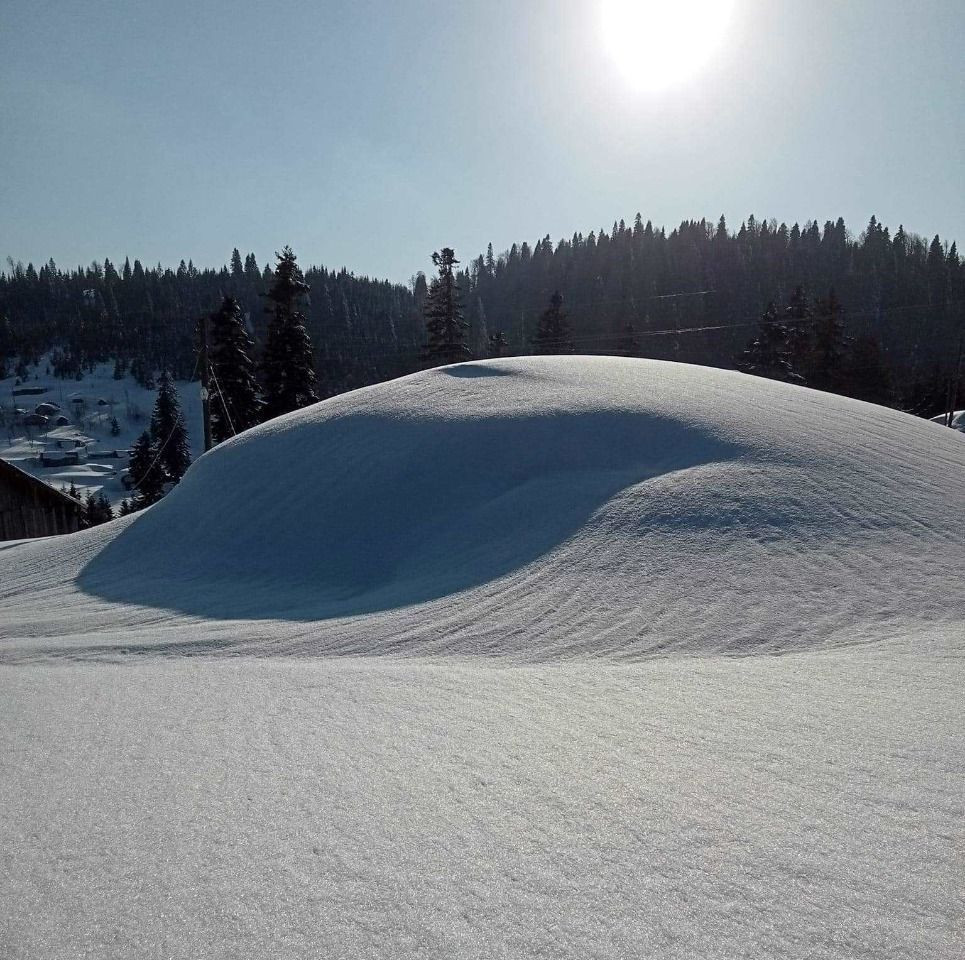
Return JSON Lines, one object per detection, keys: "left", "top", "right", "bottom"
{"left": 0, "top": 468, "right": 81, "bottom": 541}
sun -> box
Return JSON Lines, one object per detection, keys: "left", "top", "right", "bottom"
{"left": 601, "top": 0, "right": 735, "bottom": 92}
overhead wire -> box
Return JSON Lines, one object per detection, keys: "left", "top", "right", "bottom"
{"left": 207, "top": 362, "right": 237, "bottom": 438}
{"left": 299, "top": 298, "right": 963, "bottom": 364}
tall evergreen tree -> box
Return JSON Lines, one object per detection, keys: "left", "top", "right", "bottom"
{"left": 150, "top": 371, "right": 191, "bottom": 483}
{"left": 485, "top": 242, "right": 497, "bottom": 277}
{"left": 845, "top": 334, "right": 893, "bottom": 405}
{"left": 809, "top": 291, "right": 848, "bottom": 392}
{"left": 208, "top": 295, "right": 262, "bottom": 441}
{"left": 129, "top": 430, "right": 165, "bottom": 509}
{"left": 423, "top": 248, "right": 471, "bottom": 367}
{"left": 0, "top": 313, "right": 10, "bottom": 379}
{"left": 737, "top": 303, "right": 798, "bottom": 382}
{"left": 243, "top": 252, "right": 261, "bottom": 283}
{"left": 261, "top": 246, "right": 318, "bottom": 421}
{"left": 532, "top": 291, "right": 574, "bottom": 355}
{"left": 784, "top": 285, "right": 813, "bottom": 378}
{"left": 83, "top": 490, "right": 114, "bottom": 527}
{"left": 488, "top": 330, "right": 508, "bottom": 358}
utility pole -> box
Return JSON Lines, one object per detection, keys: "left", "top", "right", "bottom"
{"left": 197, "top": 315, "right": 213, "bottom": 452}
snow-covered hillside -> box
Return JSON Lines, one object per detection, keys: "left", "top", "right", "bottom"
{"left": 1, "top": 357, "right": 204, "bottom": 508}
{"left": 1, "top": 357, "right": 963, "bottom": 959}
{"left": 1, "top": 356, "right": 962, "bottom": 656}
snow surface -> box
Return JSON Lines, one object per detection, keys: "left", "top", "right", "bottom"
{"left": 1, "top": 357, "right": 964, "bottom": 959}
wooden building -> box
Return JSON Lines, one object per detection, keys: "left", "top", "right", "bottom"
{"left": 0, "top": 458, "right": 82, "bottom": 541}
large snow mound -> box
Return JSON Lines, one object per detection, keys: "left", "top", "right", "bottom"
{"left": 2, "top": 356, "right": 963, "bottom": 659}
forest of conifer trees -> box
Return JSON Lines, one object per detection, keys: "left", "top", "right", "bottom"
{"left": 1, "top": 213, "right": 961, "bottom": 417}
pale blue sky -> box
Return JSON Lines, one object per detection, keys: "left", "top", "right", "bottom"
{"left": 1, "top": 0, "right": 962, "bottom": 281}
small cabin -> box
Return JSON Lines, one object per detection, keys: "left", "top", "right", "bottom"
{"left": 39, "top": 449, "right": 84, "bottom": 467}
{"left": 0, "top": 459, "right": 82, "bottom": 541}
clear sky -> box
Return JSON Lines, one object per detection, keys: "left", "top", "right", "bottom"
{"left": 1, "top": 0, "right": 962, "bottom": 283}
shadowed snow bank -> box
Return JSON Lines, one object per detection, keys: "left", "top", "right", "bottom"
{"left": 1, "top": 356, "right": 963, "bottom": 660}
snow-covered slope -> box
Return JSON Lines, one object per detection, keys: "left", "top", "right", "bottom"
{"left": 2, "top": 358, "right": 964, "bottom": 960}
{"left": 1, "top": 356, "right": 962, "bottom": 659}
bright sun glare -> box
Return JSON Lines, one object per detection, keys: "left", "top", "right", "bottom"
{"left": 601, "top": 0, "right": 735, "bottom": 92}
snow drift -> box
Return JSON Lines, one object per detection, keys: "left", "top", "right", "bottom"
{"left": 2, "top": 356, "right": 963, "bottom": 659}
{"left": 3, "top": 358, "right": 965, "bottom": 960}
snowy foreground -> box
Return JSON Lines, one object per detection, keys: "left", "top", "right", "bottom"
{"left": 2, "top": 357, "right": 964, "bottom": 959}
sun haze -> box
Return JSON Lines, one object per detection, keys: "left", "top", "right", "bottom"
{"left": 0, "top": 0, "right": 960, "bottom": 278}
{"left": 600, "top": 0, "right": 736, "bottom": 91}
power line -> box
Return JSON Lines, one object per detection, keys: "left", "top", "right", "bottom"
{"left": 296, "top": 297, "right": 962, "bottom": 351}
{"left": 207, "top": 363, "right": 237, "bottom": 438}
{"left": 301, "top": 298, "right": 964, "bottom": 364}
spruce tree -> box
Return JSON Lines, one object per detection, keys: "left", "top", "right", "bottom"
{"left": 129, "top": 430, "right": 165, "bottom": 508}
{"left": 809, "top": 291, "right": 847, "bottom": 392}
{"left": 243, "top": 252, "right": 261, "bottom": 283}
{"left": 488, "top": 330, "right": 508, "bottom": 358}
{"left": 845, "top": 334, "right": 893, "bottom": 405}
{"left": 784, "top": 286, "right": 813, "bottom": 380}
{"left": 737, "top": 303, "right": 798, "bottom": 382}
{"left": 0, "top": 314, "right": 9, "bottom": 380}
{"left": 423, "top": 248, "right": 471, "bottom": 367}
{"left": 150, "top": 371, "right": 191, "bottom": 483}
{"left": 485, "top": 242, "right": 496, "bottom": 277}
{"left": 208, "top": 295, "right": 262, "bottom": 441}
{"left": 83, "top": 490, "right": 114, "bottom": 527}
{"left": 261, "top": 247, "right": 318, "bottom": 421}
{"left": 82, "top": 490, "right": 96, "bottom": 526}
{"left": 532, "top": 292, "right": 574, "bottom": 355}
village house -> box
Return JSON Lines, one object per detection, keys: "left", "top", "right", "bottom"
{"left": 38, "top": 449, "right": 85, "bottom": 467}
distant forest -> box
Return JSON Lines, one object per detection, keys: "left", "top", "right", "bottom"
{"left": 1, "top": 214, "right": 962, "bottom": 415}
